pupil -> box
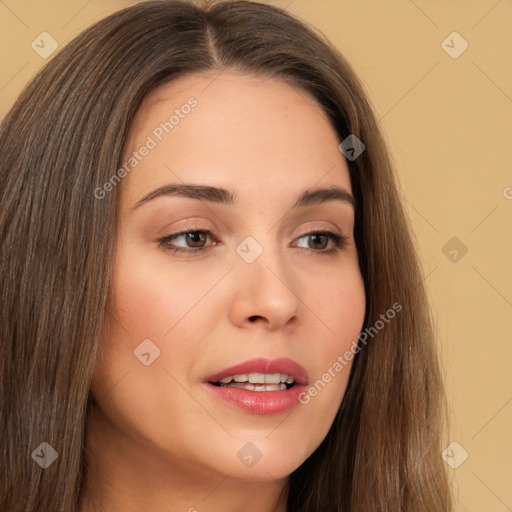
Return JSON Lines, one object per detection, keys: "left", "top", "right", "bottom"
{"left": 311, "top": 235, "right": 325, "bottom": 248}
{"left": 187, "top": 231, "right": 206, "bottom": 247}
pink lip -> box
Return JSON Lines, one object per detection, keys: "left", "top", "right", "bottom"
{"left": 204, "top": 357, "right": 309, "bottom": 386}
{"left": 203, "top": 357, "right": 309, "bottom": 415}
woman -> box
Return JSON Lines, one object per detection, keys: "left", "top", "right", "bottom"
{"left": 0, "top": 1, "right": 452, "bottom": 510}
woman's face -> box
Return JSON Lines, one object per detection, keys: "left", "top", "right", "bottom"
{"left": 90, "top": 72, "right": 366, "bottom": 484}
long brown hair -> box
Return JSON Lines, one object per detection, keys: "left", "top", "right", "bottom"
{"left": 0, "top": 1, "right": 452, "bottom": 510}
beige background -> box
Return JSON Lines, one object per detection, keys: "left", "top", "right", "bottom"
{"left": 1, "top": 1, "right": 511, "bottom": 510}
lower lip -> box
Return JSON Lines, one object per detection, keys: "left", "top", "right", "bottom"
{"left": 204, "top": 382, "right": 307, "bottom": 415}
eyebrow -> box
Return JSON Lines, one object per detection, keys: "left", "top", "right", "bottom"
{"left": 132, "top": 183, "right": 355, "bottom": 210}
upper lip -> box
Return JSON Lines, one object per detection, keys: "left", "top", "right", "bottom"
{"left": 204, "top": 357, "right": 309, "bottom": 386}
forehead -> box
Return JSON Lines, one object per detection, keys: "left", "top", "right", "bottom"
{"left": 119, "top": 72, "right": 351, "bottom": 208}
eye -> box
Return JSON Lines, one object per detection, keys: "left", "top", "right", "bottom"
{"left": 294, "top": 229, "right": 347, "bottom": 255}
{"left": 158, "top": 228, "right": 217, "bottom": 253}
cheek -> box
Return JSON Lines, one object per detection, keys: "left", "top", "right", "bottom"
{"left": 303, "top": 261, "right": 366, "bottom": 358}
{"left": 297, "top": 264, "right": 365, "bottom": 426}
{"left": 108, "top": 252, "right": 226, "bottom": 342}
{"left": 90, "top": 254, "right": 220, "bottom": 402}
{"left": 89, "top": 257, "right": 224, "bottom": 456}
{"left": 331, "top": 269, "right": 366, "bottom": 338}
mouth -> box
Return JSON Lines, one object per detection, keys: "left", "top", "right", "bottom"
{"left": 203, "top": 357, "right": 309, "bottom": 414}
{"left": 204, "top": 357, "right": 308, "bottom": 389}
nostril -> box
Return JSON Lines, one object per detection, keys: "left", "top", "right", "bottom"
{"left": 248, "top": 315, "right": 263, "bottom": 323}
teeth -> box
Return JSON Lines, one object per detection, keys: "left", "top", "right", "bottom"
{"left": 220, "top": 382, "right": 287, "bottom": 391}
{"left": 216, "top": 373, "right": 295, "bottom": 385}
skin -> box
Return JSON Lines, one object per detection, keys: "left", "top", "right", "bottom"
{"left": 80, "top": 71, "right": 366, "bottom": 512}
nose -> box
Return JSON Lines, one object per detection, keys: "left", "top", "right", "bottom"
{"left": 228, "top": 246, "right": 300, "bottom": 331}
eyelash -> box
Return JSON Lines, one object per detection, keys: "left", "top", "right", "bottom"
{"left": 158, "top": 225, "right": 348, "bottom": 256}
